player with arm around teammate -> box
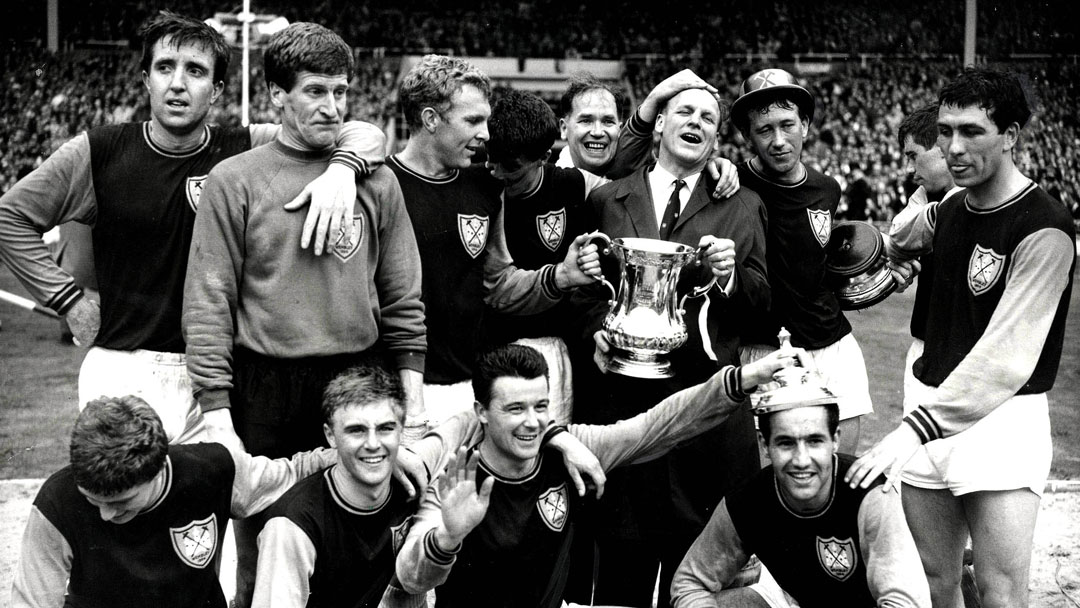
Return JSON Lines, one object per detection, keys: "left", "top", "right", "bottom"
{"left": 182, "top": 23, "right": 425, "bottom": 608}
{"left": 848, "top": 67, "right": 1075, "bottom": 608}
{"left": 670, "top": 372, "right": 929, "bottom": 608}
{"left": 0, "top": 11, "right": 385, "bottom": 445}
{"left": 388, "top": 55, "right": 600, "bottom": 429}
{"left": 394, "top": 342, "right": 798, "bottom": 608}
{"left": 252, "top": 364, "right": 481, "bottom": 608}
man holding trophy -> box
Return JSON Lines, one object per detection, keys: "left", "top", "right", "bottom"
{"left": 575, "top": 78, "right": 770, "bottom": 608}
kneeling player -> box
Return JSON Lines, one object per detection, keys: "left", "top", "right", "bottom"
{"left": 13, "top": 396, "right": 341, "bottom": 608}
{"left": 395, "top": 343, "right": 797, "bottom": 607}
{"left": 670, "top": 380, "right": 929, "bottom": 607}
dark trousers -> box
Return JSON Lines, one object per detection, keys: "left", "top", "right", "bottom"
{"left": 581, "top": 365, "right": 760, "bottom": 608}
{"left": 229, "top": 347, "right": 386, "bottom": 608}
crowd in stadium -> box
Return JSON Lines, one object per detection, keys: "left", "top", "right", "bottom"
{"left": 9, "top": 0, "right": 1077, "bottom": 56}
{"left": 2, "top": 40, "right": 1078, "bottom": 220}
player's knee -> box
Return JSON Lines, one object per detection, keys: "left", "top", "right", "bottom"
{"left": 976, "top": 567, "right": 1030, "bottom": 608}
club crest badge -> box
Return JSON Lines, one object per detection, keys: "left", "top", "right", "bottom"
{"left": 536, "top": 484, "right": 569, "bottom": 532}
{"left": 807, "top": 208, "right": 831, "bottom": 247}
{"left": 390, "top": 516, "right": 413, "bottom": 554}
{"left": 458, "top": 213, "right": 489, "bottom": 259}
{"left": 749, "top": 69, "right": 787, "bottom": 90}
{"left": 332, "top": 214, "right": 364, "bottom": 262}
{"left": 170, "top": 514, "right": 217, "bottom": 569}
{"left": 536, "top": 208, "right": 566, "bottom": 252}
{"left": 968, "top": 244, "right": 1006, "bottom": 296}
{"left": 186, "top": 175, "right": 208, "bottom": 212}
{"left": 816, "top": 536, "right": 857, "bottom": 581}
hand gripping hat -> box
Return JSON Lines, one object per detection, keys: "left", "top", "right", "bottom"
{"left": 731, "top": 68, "right": 815, "bottom": 127}
{"left": 753, "top": 328, "right": 838, "bottom": 415}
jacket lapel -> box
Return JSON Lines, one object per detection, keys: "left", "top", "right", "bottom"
{"left": 671, "top": 173, "right": 714, "bottom": 236}
{"left": 614, "top": 166, "right": 661, "bottom": 238}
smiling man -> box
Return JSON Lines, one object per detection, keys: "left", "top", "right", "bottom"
{"left": 729, "top": 68, "right": 890, "bottom": 457}
{"left": 854, "top": 67, "right": 1076, "bottom": 608}
{"left": 396, "top": 342, "right": 797, "bottom": 607}
{"left": 670, "top": 381, "right": 929, "bottom": 608}
{"left": 388, "top": 55, "right": 599, "bottom": 430}
{"left": 252, "top": 365, "right": 481, "bottom": 608}
{"left": 12, "top": 395, "right": 338, "bottom": 608}
{"left": 555, "top": 74, "right": 623, "bottom": 175}
{"left": 182, "top": 23, "right": 425, "bottom": 608}
{"left": 0, "top": 11, "right": 385, "bottom": 446}
{"left": 579, "top": 82, "right": 769, "bottom": 607}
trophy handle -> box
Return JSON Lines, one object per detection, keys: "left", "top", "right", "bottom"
{"left": 678, "top": 243, "right": 718, "bottom": 310}
{"left": 581, "top": 231, "right": 617, "bottom": 304}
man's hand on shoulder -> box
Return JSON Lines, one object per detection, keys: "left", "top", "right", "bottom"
{"left": 283, "top": 163, "right": 357, "bottom": 256}
{"left": 705, "top": 156, "right": 740, "bottom": 199}
{"left": 845, "top": 424, "right": 921, "bottom": 492}
{"left": 393, "top": 447, "right": 429, "bottom": 500}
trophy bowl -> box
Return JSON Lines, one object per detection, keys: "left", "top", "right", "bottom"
{"left": 825, "top": 221, "right": 897, "bottom": 311}
{"left": 585, "top": 234, "right": 715, "bottom": 379}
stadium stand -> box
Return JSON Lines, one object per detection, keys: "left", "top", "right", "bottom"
{"left": 1, "top": 2, "right": 1077, "bottom": 220}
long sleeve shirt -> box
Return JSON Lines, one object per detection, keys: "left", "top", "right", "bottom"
{"left": 886, "top": 182, "right": 1074, "bottom": 441}
{"left": 395, "top": 366, "right": 748, "bottom": 606}
{"left": 252, "top": 412, "right": 482, "bottom": 608}
{"left": 184, "top": 141, "right": 424, "bottom": 412}
{"left": 670, "top": 456, "right": 929, "bottom": 608}
{"left": 0, "top": 121, "right": 385, "bottom": 352}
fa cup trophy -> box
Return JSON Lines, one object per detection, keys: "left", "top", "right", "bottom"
{"left": 585, "top": 233, "right": 716, "bottom": 379}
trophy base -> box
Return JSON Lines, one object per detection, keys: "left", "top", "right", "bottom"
{"left": 609, "top": 350, "right": 674, "bottom": 379}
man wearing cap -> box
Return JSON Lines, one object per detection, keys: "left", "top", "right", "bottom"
{"left": 578, "top": 74, "right": 770, "bottom": 608}
{"left": 727, "top": 68, "right": 912, "bottom": 455}
{"left": 669, "top": 367, "right": 930, "bottom": 608}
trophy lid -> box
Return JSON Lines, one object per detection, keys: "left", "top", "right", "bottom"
{"left": 824, "top": 221, "right": 896, "bottom": 311}
{"left": 754, "top": 328, "right": 839, "bottom": 415}
{"left": 825, "top": 221, "right": 883, "bottom": 277}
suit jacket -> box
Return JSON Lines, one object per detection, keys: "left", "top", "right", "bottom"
{"left": 579, "top": 164, "right": 770, "bottom": 374}
{"left": 572, "top": 164, "right": 771, "bottom": 537}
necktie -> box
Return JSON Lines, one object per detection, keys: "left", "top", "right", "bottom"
{"left": 659, "top": 179, "right": 685, "bottom": 240}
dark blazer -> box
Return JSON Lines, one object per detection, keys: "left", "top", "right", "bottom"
{"left": 580, "top": 164, "right": 770, "bottom": 371}
{"left": 572, "top": 163, "right": 771, "bottom": 539}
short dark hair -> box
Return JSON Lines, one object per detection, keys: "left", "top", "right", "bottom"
{"left": 399, "top": 54, "right": 491, "bottom": 130}
{"left": 264, "top": 22, "right": 354, "bottom": 93}
{"left": 322, "top": 364, "right": 406, "bottom": 425}
{"left": 472, "top": 344, "right": 549, "bottom": 407}
{"left": 938, "top": 67, "right": 1032, "bottom": 132}
{"left": 898, "top": 103, "right": 940, "bottom": 150}
{"left": 558, "top": 72, "right": 624, "bottom": 120}
{"left": 734, "top": 96, "right": 805, "bottom": 135}
{"left": 139, "top": 10, "right": 231, "bottom": 82}
{"left": 70, "top": 396, "right": 169, "bottom": 497}
{"left": 758, "top": 403, "right": 840, "bottom": 444}
{"left": 488, "top": 89, "right": 559, "bottom": 164}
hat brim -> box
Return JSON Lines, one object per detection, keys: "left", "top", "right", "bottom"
{"left": 753, "top": 396, "right": 839, "bottom": 415}
{"left": 732, "top": 85, "right": 815, "bottom": 127}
